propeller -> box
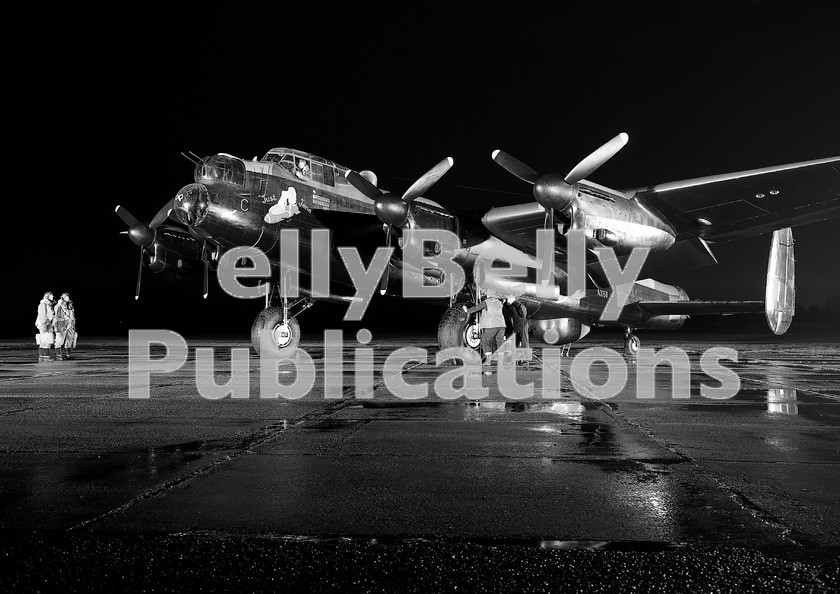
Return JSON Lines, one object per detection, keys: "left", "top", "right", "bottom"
{"left": 149, "top": 198, "right": 175, "bottom": 229}
{"left": 345, "top": 157, "right": 454, "bottom": 295}
{"left": 115, "top": 202, "right": 175, "bottom": 300}
{"left": 492, "top": 133, "right": 628, "bottom": 232}
{"left": 135, "top": 245, "right": 144, "bottom": 301}
{"left": 201, "top": 241, "right": 210, "bottom": 299}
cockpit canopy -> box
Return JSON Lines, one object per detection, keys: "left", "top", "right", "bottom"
{"left": 194, "top": 154, "right": 246, "bottom": 186}
{"left": 262, "top": 147, "right": 350, "bottom": 188}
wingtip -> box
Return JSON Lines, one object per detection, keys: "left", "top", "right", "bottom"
{"left": 491, "top": 149, "right": 501, "bottom": 160}
{"left": 446, "top": 157, "right": 454, "bottom": 167}
{"left": 115, "top": 205, "right": 121, "bottom": 213}
{"left": 619, "top": 132, "right": 629, "bottom": 144}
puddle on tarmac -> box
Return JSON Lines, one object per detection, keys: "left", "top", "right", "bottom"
{"left": 683, "top": 387, "right": 805, "bottom": 415}
{"left": 299, "top": 419, "right": 369, "bottom": 432}
{"left": 66, "top": 450, "right": 206, "bottom": 483}
{"left": 359, "top": 402, "right": 444, "bottom": 409}
{"left": 460, "top": 401, "right": 586, "bottom": 419}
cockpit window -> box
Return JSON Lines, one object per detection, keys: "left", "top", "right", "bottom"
{"left": 265, "top": 153, "right": 297, "bottom": 175}
{"left": 194, "top": 155, "right": 246, "bottom": 186}
{"left": 261, "top": 151, "right": 340, "bottom": 187}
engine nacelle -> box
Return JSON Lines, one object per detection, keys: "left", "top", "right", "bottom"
{"left": 146, "top": 229, "right": 204, "bottom": 275}
{"left": 531, "top": 318, "right": 591, "bottom": 345}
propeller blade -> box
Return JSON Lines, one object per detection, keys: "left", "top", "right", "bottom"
{"left": 135, "top": 246, "right": 143, "bottom": 301}
{"left": 345, "top": 170, "right": 384, "bottom": 200}
{"left": 401, "top": 157, "right": 454, "bottom": 203}
{"left": 202, "top": 242, "right": 209, "bottom": 299}
{"left": 115, "top": 205, "right": 140, "bottom": 228}
{"left": 491, "top": 150, "right": 539, "bottom": 184}
{"left": 564, "top": 132, "right": 628, "bottom": 185}
{"left": 379, "top": 226, "right": 392, "bottom": 296}
{"left": 149, "top": 198, "right": 175, "bottom": 229}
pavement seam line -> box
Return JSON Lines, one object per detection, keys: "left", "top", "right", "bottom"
{"left": 67, "top": 360, "right": 425, "bottom": 532}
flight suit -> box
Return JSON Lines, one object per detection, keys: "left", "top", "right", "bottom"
{"left": 53, "top": 300, "right": 73, "bottom": 360}
{"left": 35, "top": 298, "right": 55, "bottom": 362}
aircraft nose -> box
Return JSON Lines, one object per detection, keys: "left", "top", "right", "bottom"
{"left": 173, "top": 183, "right": 209, "bottom": 227}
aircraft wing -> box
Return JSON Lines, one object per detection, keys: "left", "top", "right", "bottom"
{"left": 635, "top": 300, "right": 764, "bottom": 315}
{"left": 631, "top": 156, "right": 840, "bottom": 243}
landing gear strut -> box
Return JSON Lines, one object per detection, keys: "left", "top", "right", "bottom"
{"left": 624, "top": 328, "right": 640, "bottom": 356}
{"left": 251, "top": 289, "right": 313, "bottom": 358}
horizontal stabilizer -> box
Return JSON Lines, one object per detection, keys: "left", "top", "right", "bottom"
{"left": 637, "top": 300, "right": 764, "bottom": 315}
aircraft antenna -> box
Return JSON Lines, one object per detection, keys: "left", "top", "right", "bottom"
{"left": 180, "top": 152, "right": 200, "bottom": 165}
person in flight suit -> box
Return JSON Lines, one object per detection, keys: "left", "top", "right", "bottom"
{"left": 464, "top": 292, "right": 507, "bottom": 365}
{"left": 53, "top": 293, "right": 76, "bottom": 360}
{"left": 35, "top": 292, "right": 56, "bottom": 363}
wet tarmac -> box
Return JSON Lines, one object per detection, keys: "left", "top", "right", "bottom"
{"left": 0, "top": 334, "right": 838, "bottom": 591}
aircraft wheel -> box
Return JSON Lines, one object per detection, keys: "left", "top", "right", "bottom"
{"left": 624, "top": 333, "right": 640, "bottom": 356}
{"left": 251, "top": 307, "right": 301, "bottom": 359}
{"left": 438, "top": 305, "right": 481, "bottom": 351}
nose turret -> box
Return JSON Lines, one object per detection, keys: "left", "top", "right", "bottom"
{"left": 173, "top": 183, "right": 209, "bottom": 227}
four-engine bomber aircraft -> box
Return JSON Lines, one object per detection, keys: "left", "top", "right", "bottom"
{"left": 115, "top": 135, "right": 839, "bottom": 357}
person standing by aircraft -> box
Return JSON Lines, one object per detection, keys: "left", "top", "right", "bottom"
{"left": 53, "top": 293, "right": 76, "bottom": 360}
{"left": 464, "top": 292, "right": 507, "bottom": 366}
{"left": 35, "top": 292, "right": 55, "bottom": 363}
{"left": 506, "top": 295, "right": 531, "bottom": 365}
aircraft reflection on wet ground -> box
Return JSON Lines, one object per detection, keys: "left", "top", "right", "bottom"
{"left": 0, "top": 335, "right": 838, "bottom": 588}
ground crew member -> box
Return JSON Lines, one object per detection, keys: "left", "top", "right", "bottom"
{"left": 35, "top": 292, "right": 56, "bottom": 363}
{"left": 464, "top": 292, "right": 507, "bottom": 365}
{"left": 506, "top": 295, "right": 531, "bottom": 365}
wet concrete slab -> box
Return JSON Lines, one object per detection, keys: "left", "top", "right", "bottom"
{"left": 0, "top": 335, "right": 838, "bottom": 584}
{"left": 97, "top": 453, "right": 783, "bottom": 545}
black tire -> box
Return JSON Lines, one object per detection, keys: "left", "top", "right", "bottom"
{"left": 437, "top": 305, "right": 481, "bottom": 351}
{"left": 624, "top": 333, "right": 640, "bottom": 356}
{"left": 251, "top": 307, "right": 301, "bottom": 359}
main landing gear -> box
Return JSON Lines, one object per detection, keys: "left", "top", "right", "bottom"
{"left": 438, "top": 304, "right": 482, "bottom": 351}
{"left": 251, "top": 290, "right": 313, "bottom": 358}
{"left": 624, "top": 328, "right": 640, "bottom": 356}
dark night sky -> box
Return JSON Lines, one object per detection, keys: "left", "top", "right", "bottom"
{"left": 3, "top": 4, "right": 839, "bottom": 338}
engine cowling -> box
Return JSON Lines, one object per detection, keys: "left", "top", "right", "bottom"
{"left": 146, "top": 229, "right": 204, "bottom": 275}
{"left": 531, "top": 318, "right": 591, "bottom": 345}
